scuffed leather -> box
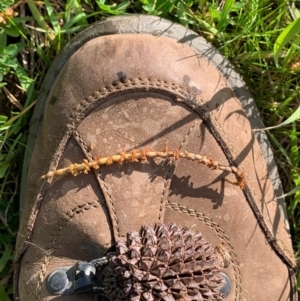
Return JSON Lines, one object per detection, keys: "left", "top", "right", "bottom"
{"left": 15, "top": 34, "right": 296, "bottom": 301}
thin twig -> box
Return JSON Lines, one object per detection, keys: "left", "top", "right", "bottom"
{"left": 20, "top": 1, "right": 29, "bottom": 70}
{"left": 2, "top": 86, "right": 24, "bottom": 110}
{"left": 287, "top": 2, "right": 297, "bottom": 21}
{"left": 5, "top": 176, "right": 17, "bottom": 224}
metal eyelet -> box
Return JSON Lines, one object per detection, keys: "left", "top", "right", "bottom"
{"left": 47, "top": 262, "right": 96, "bottom": 295}
{"left": 220, "top": 272, "right": 231, "bottom": 298}
{"left": 46, "top": 257, "right": 108, "bottom": 295}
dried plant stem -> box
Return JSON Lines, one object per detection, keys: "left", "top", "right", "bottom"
{"left": 41, "top": 148, "right": 246, "bottom": 189}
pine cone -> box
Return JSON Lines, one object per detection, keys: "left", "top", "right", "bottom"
{"left": 98, "top": 223, "right": 224, "bottom": 301}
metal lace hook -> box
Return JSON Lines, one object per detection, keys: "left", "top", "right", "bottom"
{"left": 47, "top": 257, "right": 108, "bottom": 295}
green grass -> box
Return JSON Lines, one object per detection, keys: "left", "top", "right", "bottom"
{"left": 1, "top": 0, "right": 300, "bottom": 299}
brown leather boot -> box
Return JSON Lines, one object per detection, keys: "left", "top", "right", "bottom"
{"left": 15, "top": 15, "right": 297, "bottom": 301}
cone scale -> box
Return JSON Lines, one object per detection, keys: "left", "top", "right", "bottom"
{"left": 98, "top": 223, "right": 224, "bottom": 301}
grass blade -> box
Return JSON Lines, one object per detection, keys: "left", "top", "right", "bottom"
{"left": 278, "top": 187, "right": 300, "bottom": 199}
{"left": 2, "top": 99, "right": 37, "bottom": 127}
{"left": 62, "top": 12, "right": 88, "bottom": 30}
{"left": 274, "top": 17, "right": 300, "bottom": 66}
{"left": 44, "top": 0, "right": 60, "bottom": 33}
{"left": 0, "top": 245, "right": 11, "bottom": 273}
{"left": 26, "top": 0, "right": 55, "bottom": 41}
{"left": 217, "top": 0, "right": 234, "bottom": 31}
{"left": 283, "top": 34, "right": 300, "bottom": 67}
{"left": 0, "top": 285, "right": 10, "bottom": 301}
{"left": 254, "top": 106, "right": 300, "bottom": 131}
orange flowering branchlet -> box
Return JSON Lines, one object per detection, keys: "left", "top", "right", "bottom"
{"left": 41, "top": 148, "right": 246, "bottom": 189}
